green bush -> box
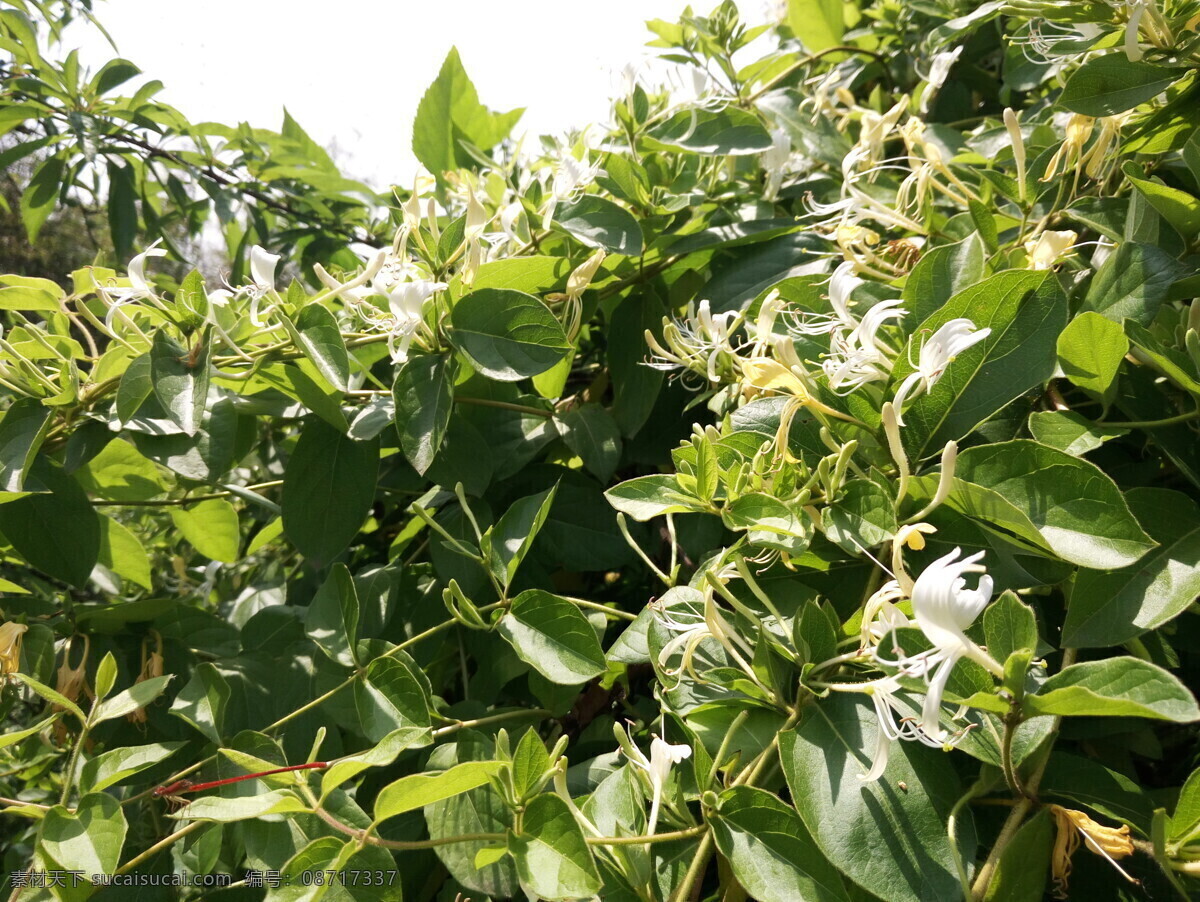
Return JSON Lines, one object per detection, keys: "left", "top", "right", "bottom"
{"left": 1, "top": 1, "right": 1200, "bottom": 899}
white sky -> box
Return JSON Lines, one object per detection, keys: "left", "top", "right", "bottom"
{"left": 67, "top": 0, "right": 773, "bottom": 189}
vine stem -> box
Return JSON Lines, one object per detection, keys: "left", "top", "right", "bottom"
{"left": 969, "top": 648, "right": 1078, "bottom": 899}
{"left": 115, "top": 821, "right": 206, "bottom": 874}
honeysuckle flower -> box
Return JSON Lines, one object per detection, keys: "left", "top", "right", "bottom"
{"left": 1025, "top": 229, "right": 1078, "bottom": 270}
{"left": 905, "top": 547, "right": 1003, "bottom": 738}
{"left": 1002, "top": 108, "right": 1028, "bottom": 203}
{"left": 540, "top": 153, "right": 602, "bottom": 230}
{"left": 652, "top": 596, "right": 753, "bottom": 685}
{"left": 919, "top": 46, "right": 962, "bottom": 115}
{"left": 644, "top": 300, "right": 744, "bottom": 385}
{"left": 891, "top": 522, "right": 938, "bottom": 594}
{"left": 102, "top": 240, "right": 168, "bottom": 329}
{"left": 860, "top": 579, "right": 908, "bottom": 650}
{"left": 127, "top": 630, "right": 165, "bottom": 725}
{"left": 249, "top": 246, "right": 281, "bottom": 292}
{"left": 0, "top": 620, "right": 28, "bottom": 676}
{"left": 499, "top": 201, "right": 526, "bottom": 245}
{"left": 381, "top": 279, "right": 447, "bottom": 363}
{"left": 624, "top": 734, "right": 692, "bottom": 835}
{"left": 1080, "top": 114, "right": 1127, "bottom": 180}
{"left": 1042, "top": 115, "right": 1094, "bottom": 184}
{"left": 822, "top": 297, "right": 906, "bottom": 392}
{"left": 891, "top": 319, "right": 991, "bottom": 424}
{"left": 762, "top": 128, "right": 792, "bottom": 201}
{"left": 1050, "top": 804, "right": 1136, "bottom": 896}
{"left": 861, "top": 675, "right": 950, "bottom": 781}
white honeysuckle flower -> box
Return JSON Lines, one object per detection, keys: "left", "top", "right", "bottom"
{"left": 249, "top": 246, "right": 281, "bottom": 293}
{"left": 1025, "top": 230, "right": 1078, "bottom": 270}
{"left": 860, "top": 579, "right": 908, "bottom": 650}
{"left": 644, "top": 299, "right": 744, "bottom": 384}
{"left": 862, "top": 675, "right": 948, "bottom": 781}
{"left": 499, "top": 201, "right": 525, "bottom": 244}
{"left": 891, "top": 319, "right": 991, "bottom": 424}
{"left": 1124, "top": 0, "right": 1150, "bottom": 61}
{"left": 624, "top": 734, "right": 692, "bottom": 835}
{"left": 902, "top": 547, "right": 1003, "bottom": 739}
{"left": 382, "top": 279, "right": 447, "bottom": 363}
{"left": 822, "top": 297, "right": 907, "bottom": 392}
{"left": 103, "top": 239, "right": 168, "bottom": 328}
{"left": 652, "top": 598, "right": 752, "bottom": 683}
{"left": 762, "top": 128, "right": 792, "bottom": 201}
{"left": 919, "top": 46, "right": 962, "bottom": 115}
{"left": 540, "top": 152, "right": 602, "bottom": 230}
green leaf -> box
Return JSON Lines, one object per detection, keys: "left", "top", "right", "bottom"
{"left": 608, "top": 291, "right": 664, "bottom": 436}
{"left": 645, "top": 108, "right": 774, "bottom": 155}
{"left": 1059, "top": 54, "right": 1183, "bottom": 116}
{"left": 983, "top": 590, "right": 1038, "bottom": 664}
{"left": 174, "top": 789, "right": 308, "bottom": 822}
{"left": 511, "top": 729, "right": 551, "bottom": 800}
{"left": 76, "top": 438, "right": 168, "bottom": 502}
{"left": 711, "top": 786, "right": 849, "bottom": 902}
{"left": 1024, "top": 657, "right": 1199, "bottom": 721}
{"left": 11, "top": 672, "right": 85, "bottom": 722}
{"left": 169, "top": 498, "right": 240, "bottom": 563}
{"left": 319, "top": 727, "right": 431, "bottom": 800}
{"left": 106, "top": 160, "right": 138, "bottom": 262}
{"left": 1123, "top": 160, "right": 1200, "bottom": 238}
{"left": 951, "top": 440, "right": 1156, "bottom": 569}
{"left": 0, "top": 285, "right": 61, "bottom": 311}
{"left": 1123, "top": 318, "right": 1200, "bottom": 397}
{"left": 1026, "top": 410, "right": 1127, "bottom": 456}
{"left": 304, "top": 563, "right": 360, "bottom": 668}
{"left": 0, "top": 716, "right": 58, "bottom": 750}
{"left": 824, "top": 479, "right": 897, "bottom": 553}
{"left": 20, "top": 154, "right": 65, "bottom": 243}
{"left": 282, "top": 419, "right": 379, "bottom": 567}
{"left": 787, "top": 0, "right": 844, "bottom": 52}
{"left": 97, "top": 515, "right": 152, "bottom": 589}
{"left": 37, "top": 793, "right": 127, "bottom": 880}
{"left": 780, "top": 694, "right": 973, "bottom": 902}
{"left": 411, "top": 47, "right": 523, "bottom": 176}
{"left": 605, "top": 474, "right": 707, "bottom": 520}
{"left": 90, "top": 671, "right": 174, "bottom": 724}
{"left": 0, "top": 398, "right": 51, "bottom": 492}
{"left": 373, "top": 760, "right": 505, "bottom": 822}
{"left": 1170, "top": 768, "right": 1200, "bottom": 845}
{"left": 425, "top": 736, "right": 519, "bottom": 897}
{"left": 169, "top": 662, "right": 229, "bottom": 743}
{"left": 982, "top": 810, "right": 1052, "bottom": 902}
{"left": 552, "top": 195, "right": 643, "bottom": 255}
{"left": 895, "top": 271, "right": 1067, "bottom": 460}
{"left": 902, "top": 234, "right": 986, "bottom": 322}
{"left": 393, "top": 354, "right": 455, "bottom": 475}
{"left": 354, "top": 655, "right": 432, "bottom": 742}
{"left": 290, "top": 304, "right": 350, "bottom": 391}
{"left": 508, "top": 794, "right": 602, "bottom": 901}
{"left": 0, "top": 457, "right": 100, "bottom": 587}
{"left": 1056, "top": 312, "right": 1127, "bottom": 396}
{"left": 150, "top": 329, "right": 212, "bottom": 436}
{"left": 484, "top": 486, "right": 558, "bottom": 586}
{"left": 1078, "top": 241, "right": 1184, "bottom": 326}
{"left": 498, "top": 589, "right": 606, "bottom": 685}
{"left": 1065, "top": 488, "right": 1200, "bottom": 647}
{"left": 558, "top": 404, "right": 622, "bottom": 481}
{"left": 115, "top": 352, "right": 153, "bottom": 423}
{"left": 449, "top": 288, "right": 572, "bottom": 381}
{"left": 82, "top": 741, "right": 186, "bottom": 793}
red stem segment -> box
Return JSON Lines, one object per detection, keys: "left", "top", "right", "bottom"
{"left": 153, "top": 762, "right": 328, "bottom": 798}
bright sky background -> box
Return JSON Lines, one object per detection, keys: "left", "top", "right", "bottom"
{"left": 67, "top": 0, "right": 774, "bottom": 189}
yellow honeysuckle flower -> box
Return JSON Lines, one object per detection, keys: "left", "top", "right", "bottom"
{"left": 1050, "top": 804, "right": 1137, "bottom": 898}
{"left": 0, "top": 621, "right": 28, "bottom": 676}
